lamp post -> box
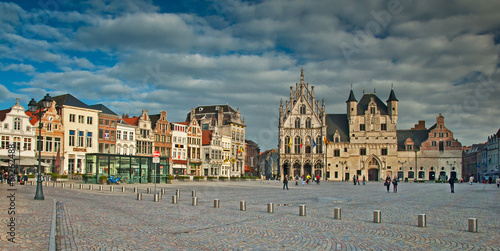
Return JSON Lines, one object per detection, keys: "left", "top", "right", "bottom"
{"left": 447, "top": 160, "right": 456, "bottom": 180}
{"left": 28, "top": 94, "right": 53, "bottom": 200}
{"left": 398, "top": 160, "right": 407, "bottom": 181}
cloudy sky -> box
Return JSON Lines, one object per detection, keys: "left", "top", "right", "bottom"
{"left": 1, "top": 0, "right": 499, "bottom": 150}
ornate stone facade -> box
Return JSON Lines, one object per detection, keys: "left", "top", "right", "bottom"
{"left": 279, "top": 70, "right": 462, "bottom": 181}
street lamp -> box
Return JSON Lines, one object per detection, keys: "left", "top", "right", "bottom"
{"left": 398, "top": 160, "right": 407, "bottom": 181}
{"left": 28, "top": 94, "right": 53, "bottom": 200}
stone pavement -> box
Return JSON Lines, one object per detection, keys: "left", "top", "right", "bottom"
{"left": 1, "top": 180, "right": 499, "bottom": 250}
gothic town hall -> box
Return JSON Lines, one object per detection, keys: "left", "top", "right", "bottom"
{"left": 279, "top": 70, "right": 462, "bottom": 182}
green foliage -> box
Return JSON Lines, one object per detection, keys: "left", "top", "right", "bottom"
{"left": 60, "top": 175, "right": 68, "bottom": 179}
{"left": 230, "top": 176, "right": 240, "bottom": 181}
{"left": 219, "top": 176, "right": 228, "bottom": 181}
{"left": 167, "top": 175, "right": 174, "bottom": 180}
{"left": 176, "top": 176, "right": 189, "bottom": 181}
{"left": 193, "top": 176, "right": 205, "bottom": 180}
{"left": 207, "top": 176, "right": 217, "bottom": 181}
{"left": 249, "top": 176, "right": 259, "bottom": 180}
{"left": 99, "top": 175, "right": 108, "bottom": 181}
{"left": 49, "top": 173, "right": 60, "bottom": 179}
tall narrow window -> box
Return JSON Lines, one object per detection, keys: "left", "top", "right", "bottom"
{"left": 45, "top": 137, "right": 53, "bottom": 152}
{"left": 13, "top": 137, "right": 21, "bottom": 150}
{"left": 54, "top": 138, "right": 61, "bottom": 151}
{"left": 306, "top": 118, "right": 312, "bottom": 128}
{"left": 294, "top": 136, "right": 301, "bottom": 153}
{"left": 69, "top": 130, "right": 75, "bottom": 146}
{"left": 300, "top": 105, "right": 306, "bottom": 114}
{"left": 14, "top": 118, "right": 21, "bottom": 130}
{"left": 78, "top": 131, "right": 84, "bottom": 147}
{"left": 295, "top": 118, "right": 301, "bottom": 128}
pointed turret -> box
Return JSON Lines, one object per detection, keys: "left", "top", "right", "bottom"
{"left": 387, "top": 89, "right": 398, "bottom": 102}
{"left": 346, "top": 89, "right": 357, "bottom": 118}
{"left": 387, "top": 88, "right": 398, "bottom": 122}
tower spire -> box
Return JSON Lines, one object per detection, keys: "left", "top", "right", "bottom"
{"left": 300, "top": 68, "right": 304, "bottom": 85}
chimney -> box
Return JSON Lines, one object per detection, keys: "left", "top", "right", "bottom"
{"left": 411, "top": 120, "right": 426, "bottom": 130}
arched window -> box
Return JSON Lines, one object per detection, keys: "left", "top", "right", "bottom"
{"left": 300, "top": 105, "right": 306, "bottom": 114}
{"left": 294, "top": 136, "right": 301, "bottom": 153}
{"left": 315, "top": 136, "right": 322, "bottom": 154}
{"left": 295, "top": 118, "right": 300, "bottom": 128}
{"left": 305, "top": 118, "right": 311, "bottom": 128}
{"left": 284, "top": 136, "right": 291, "bottom": 154}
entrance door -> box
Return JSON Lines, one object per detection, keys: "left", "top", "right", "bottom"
{"left": 368, "top": 169, "right": 379, "bottom": 181}
{"left": 345, "top": 172, "right": 350, "bottom": 182}
{"left": 429, "top": 171, "right": 435, "bottom": 180}
{"left": 293, "top": 163, "right": 301, "bottom": 176}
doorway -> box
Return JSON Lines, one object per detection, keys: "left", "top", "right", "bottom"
{"left": 368, "top": 168, "right": 379, "bottom": 181}
{"left": 303, "top": 164, "right": 312, "bottom": 176}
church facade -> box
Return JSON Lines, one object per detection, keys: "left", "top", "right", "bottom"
{"left": 279, "top": 70, "right": 462, "bottom": 181}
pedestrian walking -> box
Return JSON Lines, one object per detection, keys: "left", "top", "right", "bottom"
{"left": 316, "top": 174, "right": 320, "bottom": 185}
{"left": 496, "top": 177, "right": 500, "bottom": 188}
{"left": 357, "top": 176, "right": 360, "bottom": 185}
{"left": 295, "top": 175, "right": 299, "bottom": 186}
{"left": 301, "top": 175, "right": 305, "bottom": 185}
{"left": 362, "top": 175, "right": 366, "bottom": 185}
{"left": 306, "top": 174, "right": 311, "bottom": 184}
{"left": 469, "top": 176, "right": 474, "bottom": 185}
{"left": 392, "top": 176, "right": 398, "bottom": 193}
{"left": 283, "top": 175, "right": 289, "bottom": 190}
{"left": 448, "top": 176, "right": 455, "bottom": 193}
{"left": 385, "top": 176, "right": 391, "bottom": 193}
{"left": 353, "top": 175, "right": 357, "bottom": 185}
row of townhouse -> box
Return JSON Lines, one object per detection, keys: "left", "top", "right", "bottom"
{"left": 0, "top": 94, "right": 248, "bottom": 179}
{"left": 462, "top": 128, "right": 500, "bottom": 183}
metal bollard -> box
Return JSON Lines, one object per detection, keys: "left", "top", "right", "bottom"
{"left": 110, "top": 186, "right": 114, "bottom": 192}
{"left": 137, "top": 193, "right": 142, "bottom": 200}
{"left": 172, "top": 195, "right": 177, "bottom": 204}
{"left": 122, "top": 187, "right": 125, "bottom": 192}
{"left": 79, "top": 184, "right": 83, "bottom": 189}
{"left": 45, "top": 181, "right": 48, "bottom": 186}
{"left": 468, "top": 218, "right": 478, "bottom": 233}
{"left": 147, "top": 188, "right": 151, "bottom": 194}
{"left": 267, "top": 203, "right": 274, "bottom": 213}
{"left": 158, "top": 192, "right": 162, "bottom": 200}
{"left": 176, "top": 189, "right": 180, "bottom": 198}
{"left": 214, "top": 199, "right": 220, "bottom": 208}
{"left": 240, "top": 201, "right": 246, "bottom": 211}
{"left": 192, "top": 190, "right": 196, "bottom": 197}
{"left": 373, "top": 210, "right": 381, "bottom": 223}
{"left": 134, "top": 187, "right": 138, "bottom": 193}
{"left": 299, "top": 205, "right": 306, "bottom": 216}
{"left": 192, "top": 197, "right": 198, "bottom": 206}
{"left": 53, "top": 182, "right": 56, "bottom": 187}
{"left": 418, "top": 214, "right": 426, "bottom": 227}
{"left": 89, "top": 185, "right": 93, "bottom": 190}
{"left": 154, "top": 193, "right": 159, "bottom": 202}
{"left": 334, "top": 208, "right": 341, "bottom": 220}
{"left": 30, "top": 181, "right": 34, "bottom": 185}
{"left": 161, "top": 188, "right": 165, "bottom": 195}
{"left": 61, "top": 183, "right": 65, "bottom": 188}
{"left": 69, "top": 184, "right": 74, "bottom": 189}
{"left": 99, "top": 185, "right": 103, "bottom": 191}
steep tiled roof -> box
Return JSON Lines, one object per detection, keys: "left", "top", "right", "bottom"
{"left": 52, "top": 94, "right": 91, "bottom": 109}
{"left": 396, "top": 130, "right": 429, "bottom": 151}
{"left": 387, "top": 89, "right": 398, "bottom": 102}
{"left": 149, "top": 114, "right": 161, "bottom": 129}
{"left": 325, "top": 114, "right": 349, "bottom": 142}
{"left": 357, "top": 94, "right": 388, "bottom": 115}
{"left": 122, "top": 117, "right": 139, "bottom": 126}
{"left": 202, "top": 131, "right": 212, "bottom": 145}
{"left": 88, "top": 104, "right": 118, "bottom": 116}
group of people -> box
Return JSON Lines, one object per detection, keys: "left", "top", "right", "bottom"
{"left": 352, "top": 175, "right": 366, "bottom": 185}
{"left": 384, "top": 176, "right": 399, "bottom": 193}
{"left": 283, "top": 174, "right": 321, "bottom": 190}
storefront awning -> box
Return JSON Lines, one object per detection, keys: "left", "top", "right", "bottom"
{"left": 1, "top": 158, "right": 50, "bottom": 167}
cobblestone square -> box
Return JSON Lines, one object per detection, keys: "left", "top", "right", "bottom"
{"left": 1, "top": 181, "right": 499, "bottom": 250}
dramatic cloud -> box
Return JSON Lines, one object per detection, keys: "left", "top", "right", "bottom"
{"left": 0, "top": 0, "right": 499, "bottom": 150}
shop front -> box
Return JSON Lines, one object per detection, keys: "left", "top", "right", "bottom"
{"left": 85, "top": 153, "right": 170, "bottom": 184}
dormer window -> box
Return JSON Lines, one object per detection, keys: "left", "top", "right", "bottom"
{"left": 370, "top": 107, "right": 375, "bottom": 114}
